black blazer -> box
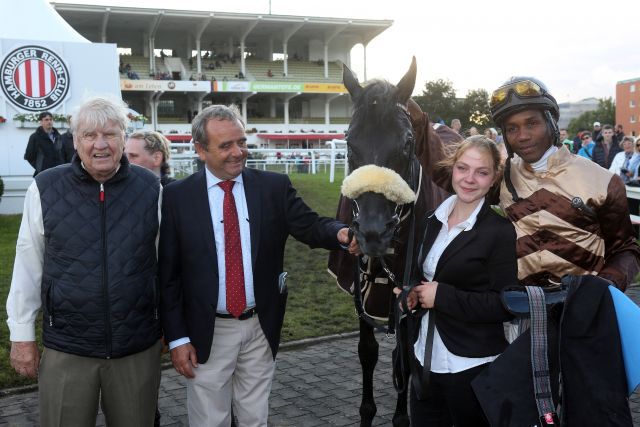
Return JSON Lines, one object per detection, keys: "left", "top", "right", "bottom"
{"left": 411, "top": 201, "right": 518, "bottom": 358}
{"left": 159, "top": 168, "right": 344, "bottom": 363}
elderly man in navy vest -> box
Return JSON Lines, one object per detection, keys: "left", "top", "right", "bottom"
{"left": 7, "top": 97, "right": 162, "bottom": 426}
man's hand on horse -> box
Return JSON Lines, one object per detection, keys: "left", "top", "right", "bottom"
{"left": 337, "top": 227, "right": 362, "bottom": 256}
{"left": 414, "top": 281, "right": 438, "bottom": 309}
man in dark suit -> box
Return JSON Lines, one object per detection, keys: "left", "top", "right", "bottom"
{"left": 159, "top": 105, "right": 351, "bottom": 426}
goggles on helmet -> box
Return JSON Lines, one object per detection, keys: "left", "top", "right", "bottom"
{"left": 490, "top": 80, "right": 545, "bottom": 110}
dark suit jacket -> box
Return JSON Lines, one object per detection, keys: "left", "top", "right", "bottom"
{"left": 410, "top": 201, "right": 518, "bottom": 358}
{"left": 159, "top": 167, "right": 344, "bottom": 363}
{"left": 24, "top": 126, "right": 63, "bottom": 176}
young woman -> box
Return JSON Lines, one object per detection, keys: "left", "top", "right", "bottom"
{"left": 403, "top": 135, "right": 518, "bottom": 426}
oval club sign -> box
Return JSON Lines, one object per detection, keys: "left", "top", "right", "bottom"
{"left": 1, "top": 45, "right": 70, "bottom": 112}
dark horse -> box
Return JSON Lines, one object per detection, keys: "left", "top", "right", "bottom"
{"left": 328, "top": 58, "right": 461, "bottom": 426}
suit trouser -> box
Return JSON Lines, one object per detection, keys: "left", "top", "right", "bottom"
{"left": 38, "top": 340, "right": 162, "bottom": 427}
{"left": 410, "top": 363, "right": 490, "bottom": 427}
{"left": 187, "top": 316, "right": 276, "bottom": 427}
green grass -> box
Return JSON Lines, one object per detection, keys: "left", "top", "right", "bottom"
{"left": 0, "top": 171, "right": 356, "bottom": 389}
{"left": 281, "top": 172, "right": 357, "bottom": 342}
{"left": 0, "top": 215, "right": 40, "bottom": 390}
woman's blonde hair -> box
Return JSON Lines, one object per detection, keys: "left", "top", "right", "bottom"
{"left": 437, "top": 135, "right": 502, "bottom": 178}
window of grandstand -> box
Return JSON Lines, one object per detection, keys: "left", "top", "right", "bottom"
{"left": 158, "top": 100, "right": 176, "bottom": 115}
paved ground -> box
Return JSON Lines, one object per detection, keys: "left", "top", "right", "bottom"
{"left": 0, "top": 331, "right": 399, "bottom": 427}
{"left": 1, "top": 287, "right": 639, "bottom": 426}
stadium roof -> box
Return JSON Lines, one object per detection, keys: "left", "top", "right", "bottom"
{"left": 50, "top": 3, "right": 392, "bottom": 49}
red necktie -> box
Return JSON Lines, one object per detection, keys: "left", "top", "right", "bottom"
{"left": 219, "top": 180, "right": 246, "bottom": 318}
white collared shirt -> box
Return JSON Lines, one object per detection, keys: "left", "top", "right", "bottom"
{"left": 204, "top": 168, "right": 255, "bottom": 314}
{"left": 414, "top": 195, "right": 499, "bottom": 373}
{"left": 169, "top": 169, "right": 256, "bottom": 350}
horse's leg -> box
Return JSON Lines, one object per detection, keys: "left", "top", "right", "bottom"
{"left": 358, "top": 319, "right": 378, "bottom": 427}
{"left": 392, "top": 386, "right": 410, "bottom": 427}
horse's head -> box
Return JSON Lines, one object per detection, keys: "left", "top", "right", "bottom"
{"left": 342, "top": 58, "right": 418, "bottom": 257}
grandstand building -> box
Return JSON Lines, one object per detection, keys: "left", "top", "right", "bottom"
{"left": 557, "top": 97, "right": 600, "bottom": 129}
{"left": 52, "top": 2, "right": 392, "bottom": 148}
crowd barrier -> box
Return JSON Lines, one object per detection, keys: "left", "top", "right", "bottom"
{"left": 626, "top": 186, "right": 640, "bottom": 224}
{"left": 168, "top": 146, "right": 348, "bottom": 182}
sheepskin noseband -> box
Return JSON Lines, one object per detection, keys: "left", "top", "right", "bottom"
{"left": 341, "top": 164, "right": 416, "bottom": 204}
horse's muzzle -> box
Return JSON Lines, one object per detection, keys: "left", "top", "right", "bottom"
{"left": 351, "top": 219, "right": 397, "bottom": 258}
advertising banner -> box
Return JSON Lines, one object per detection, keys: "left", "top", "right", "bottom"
{"left": 120, "top": 79, "right": 211, "bottom": 92}
{"left": 213, "top": 80, "right": 346, "bottom": 94}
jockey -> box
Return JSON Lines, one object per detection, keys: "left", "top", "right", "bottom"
{"left": 489, "top": 76, "right": 640, "bottom": 290}
{"left": 479, "top": 77, "right": 640, "bottom": 427}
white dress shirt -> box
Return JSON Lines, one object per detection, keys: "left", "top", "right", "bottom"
{"left": 204, "top": 168, "right": 255, "bottom": 313}
{"left": 169, "top": 169, "right": 255, "bottom": 350}
{"left": 414, "top": 195, "right": 499, "bottom": 373}
{"left": 6, "top": 182, "right": 44, "bottom": 342}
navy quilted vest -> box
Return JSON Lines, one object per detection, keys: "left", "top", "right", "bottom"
{"left": 36, "top": 156, "right": 161, "bottom": 358}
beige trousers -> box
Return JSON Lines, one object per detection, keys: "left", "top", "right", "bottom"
{"left": 187, "top": 316, "right": 276, "bottom": 427}
{"left": 38, "top": 340, "right": 162, "bottom": 427}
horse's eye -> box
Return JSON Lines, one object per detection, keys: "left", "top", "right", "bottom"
{"left": 404, "top": 136, "right": 414, "bottom": 155}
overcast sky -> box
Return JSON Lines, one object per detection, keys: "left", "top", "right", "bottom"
{"left": 63, "top": 0, "right": 640, "bottom": 103}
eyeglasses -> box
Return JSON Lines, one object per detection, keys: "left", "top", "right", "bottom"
{"left": 80, "top": 131, "right": 122, "bottom": 143}
{"left": 490, "top": 80, "right": 545, "bottom": 109}
{"left": 581, "top": 136, "right": 591, "bottom": 140}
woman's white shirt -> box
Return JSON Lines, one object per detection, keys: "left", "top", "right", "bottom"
{"left": 414, "top": 195, "right": 499, "bottom": 373}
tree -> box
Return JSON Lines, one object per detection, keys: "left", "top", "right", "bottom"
{"left": 567, "top": 97, "right": 615, "bottom": 136}
{"left": 412, "top": 79, "right": 458, "bottom": 124}
{"left": 459, "top": 88, "right": 493, "bottom": 130}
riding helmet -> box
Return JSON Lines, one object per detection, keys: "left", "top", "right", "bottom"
{"left": 490, "top": 76, "right": 559, "bottom": 127}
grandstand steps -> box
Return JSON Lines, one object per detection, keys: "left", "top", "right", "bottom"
{"left": 120, "top": 55, "right": 342, "bottom": 83}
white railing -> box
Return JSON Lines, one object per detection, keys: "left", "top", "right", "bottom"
{"left": 168, "top": 145, "right": 347, "bottom": 181}
{"left": 626, "top": 185, "right": 640, "bottom": 224}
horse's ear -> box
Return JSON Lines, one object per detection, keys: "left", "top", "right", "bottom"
{"left": 396, "top": 56, "right": 417, "bottom": 104}
{"left": 343, "top": 63, "right": 363, "bottom": 99}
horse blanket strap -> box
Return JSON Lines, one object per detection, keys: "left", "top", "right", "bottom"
{"left": 352, "top": 257, "right": 390, "bottom": 334}
{"left": 525, "top": 286, "right": 560, "bottom": 426}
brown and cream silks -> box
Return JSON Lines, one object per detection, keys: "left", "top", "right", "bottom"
{"left": 499, "top": 146, "right": 640, "bottom": 290}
